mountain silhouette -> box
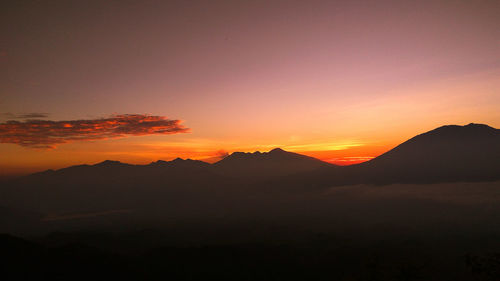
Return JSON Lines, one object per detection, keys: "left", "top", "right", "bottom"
{"left": 1, "top": 124, "right": 500, "bottom": 279}
{"left": 354, "top": 123, "right": 500, "bottom": 184}
{"left": 1, "top": 123, "right": 499, "bottom": 221}
{"left": 286, "top": 123, "right": 500, "bottom": 187}
{"left": 212, "top": 148, "right": 334, "bottom": 179}
{"left": 149, "top": 158, "right": 211, "bottom": 169}
{"left": 30, "top": 158, "right": 210, "bottom": 179}
{"left": 8, "top": 123, "right": 500, "bottom": 186}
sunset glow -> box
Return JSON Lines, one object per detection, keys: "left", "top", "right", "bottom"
{"left": 1, "top": 0, "right": 499, "bottom": 176}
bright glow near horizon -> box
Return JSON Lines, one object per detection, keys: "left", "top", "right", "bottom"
{"left": 1, "top": 0, "right": 499, "bottom": 175}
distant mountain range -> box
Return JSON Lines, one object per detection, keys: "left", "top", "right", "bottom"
{"left": 0, "top": 123, "right": 499, "bottom": 227}
{"left": 22, "top": 122, "right": 499, "bottom": 184}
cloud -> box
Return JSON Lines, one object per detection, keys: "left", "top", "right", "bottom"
{"left": 215, "top": 149, "right": 229, "bottom": 159}
{"left": 199, "top": 150, "right": 230, "bottom": 163}
{"left": 325, "top": 156, "right": 375, "bottom": 165}
{"left": 0, "top": 114, "right": 189, "bottom": 148}
{"left": 1, "top": 112, "right": 49, "bottom": 119}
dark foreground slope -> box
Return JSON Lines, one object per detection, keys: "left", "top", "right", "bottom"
{"left": 5, "top": 232, "right": 500, "bottom": 281}
{"left": 3, "top": 180, "right": 500, "bottom": 281}
{"left": 3, "top": 181, "right": 500, "bottom": 281}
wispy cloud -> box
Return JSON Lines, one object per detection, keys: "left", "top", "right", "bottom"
{"left": 214, "top": 149, "right": 229, "bottom": 159}
{"left": 1, "top": 112, "right": 49, "bottom": 119}
{"left": 284, "top": 142, "right": 364, "bottom": 151}
{"left": 325, "top": 156, "right": 375, "bottom": 165}
{"left": 0, "top": 114, "right": 189, "bottom": 148}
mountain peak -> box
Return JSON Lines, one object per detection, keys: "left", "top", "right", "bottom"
{"left": 213, "top": 148, "right": 332, "bottom": 179}
{"left": 151, "top": 160, "right": 168, "bottom": 165}
{"left": 269, "top": 148, "right": 285, "bottom": 154}
{"left": 464, "top": 123, "right": 495, "bottom": 129}
{"left": 94, "top": 160, "right": 123, "bottom": 167}
{"left": 150, "top": 158, "right": 208, "bottom": 167}
{"left": 435, "top": 123, "right": 494, "bottom": 130}
{"left": 427, "top": 123, "right": 498, "bottom": 138}
{"left": 363, "top": 123, "right": 499, "bottom": 183}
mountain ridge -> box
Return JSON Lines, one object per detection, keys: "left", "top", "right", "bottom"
{"left": 13, "top": 123, "right": 500, "bottom": 184}
{"left": 1, "top": 123, "right": 499, "bottom": 229}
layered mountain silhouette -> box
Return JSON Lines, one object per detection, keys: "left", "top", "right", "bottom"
{"left": 14, "top": 123, "right": 498, "bottom": 185}
{"left": 0, "top": 123, "right": 498, "bottom": 224}
{"left": 1, "top": 123, "right": 499, "bottom": 279}
{"left": 18, "top": 147, "right": 332, "bottom": 186}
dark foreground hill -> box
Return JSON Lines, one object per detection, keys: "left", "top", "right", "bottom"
{"left": 1, "top": 229, "right": 500, "bottom": 281}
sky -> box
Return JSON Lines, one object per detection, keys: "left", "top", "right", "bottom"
{"left": 1, "top": 0, "right": 499, "bottom": 175}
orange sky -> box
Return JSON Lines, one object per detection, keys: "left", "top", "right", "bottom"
{"left": 1, "top": 0, "right": 500, "bottom": 176}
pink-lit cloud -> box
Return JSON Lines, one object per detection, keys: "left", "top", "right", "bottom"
{"left": 0, "top": 114, "right": 189, "bottom": 149}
